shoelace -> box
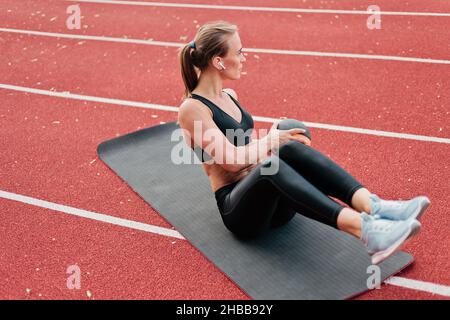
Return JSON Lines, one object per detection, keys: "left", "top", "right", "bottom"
{"left": 382, "top": 201, "right": 405, "bottom": 209}
{"left": 372, "top": 220, "right": 395, "bottom": 232}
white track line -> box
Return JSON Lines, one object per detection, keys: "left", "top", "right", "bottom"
{"left": 386, "top": 277, "right": 450, "bottom": 297}
{"left": 0, "top": 83, "right": 179, "bottom": 112}
{"left": 0, "top": 189, "right": 185, "bottom": 239}
{"left": 0, "top": 28, "right": 181, "bottom": 47}
{"left": 66, "top": 0, "right": 450, "bottom": 17}
{"left": 2, "top": 27, "right": 450, "bottom": 65}
{"left": 1, "top": 189, "right": 449, "bottom": 297}
{"left": 1, "top": 83, "right": 449, "bottom": 144}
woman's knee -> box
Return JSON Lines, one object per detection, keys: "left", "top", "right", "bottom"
{"left": 279, "top": 140, "right": 330, "bottom": 169}
{"left": 278, "top": 140, "right": 309, "bottom": 160}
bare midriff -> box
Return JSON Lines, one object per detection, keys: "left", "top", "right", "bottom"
{"left": 188, "top": 133, "right": 271, "bottom": 193}
{"left": 204, "top": 160, "right": 260, "bottom": 193}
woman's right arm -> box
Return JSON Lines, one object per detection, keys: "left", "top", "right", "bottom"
{"left": 178, "top": 100, "right": 306, "bottom": 172}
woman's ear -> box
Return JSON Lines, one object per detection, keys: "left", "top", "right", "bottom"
{"left": 212, "top": 56, "right": 224, "bottom": 71}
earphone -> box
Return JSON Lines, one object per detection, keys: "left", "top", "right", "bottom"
{"left": 218, "top": 61, "right": 226, "bottom": 70}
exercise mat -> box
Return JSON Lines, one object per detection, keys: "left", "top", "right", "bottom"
{"left": 97, "top": 121, "right": 412, "bottom": 300}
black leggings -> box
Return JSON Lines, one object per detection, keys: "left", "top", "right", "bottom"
{"left": 214, "top": 141, "right": 365, "bottom": 238}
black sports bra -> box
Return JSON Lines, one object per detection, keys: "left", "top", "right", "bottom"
{"left": 190, "top": 91, "right": 254, "bottom": 162}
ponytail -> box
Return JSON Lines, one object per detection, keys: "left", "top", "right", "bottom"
{"left": 180, "top": 44, "right": 198, "bottom": 100}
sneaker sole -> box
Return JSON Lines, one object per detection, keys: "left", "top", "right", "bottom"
{"left": 412, "top": 196, "right": 431, "bottom": 220}
{"left": 371, "top": 219, "right": 421, "bottom": 265}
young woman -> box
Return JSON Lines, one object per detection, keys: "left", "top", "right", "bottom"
{"left": 177, "top": 21, "right": 430, "bottom": 265}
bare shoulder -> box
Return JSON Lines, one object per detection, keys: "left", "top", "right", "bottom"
{"left": 223, "top": 88, "right": 238, "bottom": 100}
{"left": 178, "top": 98, "right": 212, "bottom": 124}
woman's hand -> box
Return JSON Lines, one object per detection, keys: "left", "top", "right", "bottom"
{"left": 289, "top": 132, "right": 312, "bottom": 146}
{"left": 269, "top": 118, "right": 312, "bottom": 148}
{"left": 269, "top": 127, "right": 310, "bottom": 149}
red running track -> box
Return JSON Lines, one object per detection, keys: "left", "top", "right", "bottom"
{"left": 1, "top": 35, "right": 449, "bottom": 138}
{"left": 2, "top": 0, "right": 450, "bottom": 59}
{"left": 1, "top": 0, "right": 449, "bottom": 299}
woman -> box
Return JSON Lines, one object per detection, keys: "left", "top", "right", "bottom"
{"left": 177, "top": 21, "right": 430, "bottom": 265}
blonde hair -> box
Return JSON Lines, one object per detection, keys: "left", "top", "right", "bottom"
{"left": 179, "top": 21, "right": 238, "bottom": 99}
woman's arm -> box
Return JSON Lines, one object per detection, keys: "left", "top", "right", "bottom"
{"left": 178, "top": 99, "right": 276, "bottom": 172}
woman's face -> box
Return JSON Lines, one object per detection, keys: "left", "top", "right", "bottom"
{"left": 218, "top": 32, "right": 246, "bottom": 80}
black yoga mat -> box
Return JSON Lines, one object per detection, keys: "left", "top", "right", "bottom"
{"left": 97, "top": 121, "right": 412, "bottom": 300}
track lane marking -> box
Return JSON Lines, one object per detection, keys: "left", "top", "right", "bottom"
{"left": 1, "top": 83, "right": 449, "bottom": 144}
{"left": 1, "top": 189, "right": 449, "bottom": 297}
{"left": 0, "top": 189, "right": 185, "bottom": 239}
{"left": 65, "top": 0, "right": 450, "bottom": 17}
{"left": 1, "top": 28, "right": 450, "bottom": 65}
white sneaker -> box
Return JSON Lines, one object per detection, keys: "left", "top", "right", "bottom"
{"left": 361, "top": 213, "right": 421, "bottom": 265}
{"left": 370, "top": 194, "right": 430, "bottom": 221}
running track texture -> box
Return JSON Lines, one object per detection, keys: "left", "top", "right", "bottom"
{"left": 0, "top": 0, "right": 449, "bottom": 300}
